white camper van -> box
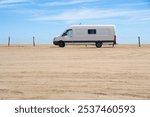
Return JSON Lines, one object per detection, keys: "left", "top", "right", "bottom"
{"left": 53, "top": 25, "right": 116, "bottom": 48}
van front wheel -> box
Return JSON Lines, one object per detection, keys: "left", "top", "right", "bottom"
{"left": 95, "top": 41, "right": 102, "bottom": 48}
{"left": 59, "top": 41, "right": 65, "bottom": 47}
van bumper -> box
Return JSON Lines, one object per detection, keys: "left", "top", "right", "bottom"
{"left": 53, "top": 41, "right": 59, "bottom": 45}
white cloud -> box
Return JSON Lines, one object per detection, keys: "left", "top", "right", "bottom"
{"left": 120, "top": 2, "right": 150, "bottom": 7}
{"left": 32, "top": 8, "right": 150, "bottom": 23}
{"left": 43, "top": 0, "right": 98, "bottom": 6}
{"left": 140, "top": 17, "right": 150, "bottom": 21}
{"left": 0, "top": 0, "right": 30, "bottom": 5}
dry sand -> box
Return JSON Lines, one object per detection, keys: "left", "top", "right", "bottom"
{"left": 0, "top": 44, "right": 150, "bottom": 99}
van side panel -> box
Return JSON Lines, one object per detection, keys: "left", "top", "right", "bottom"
{"left": 72, "top": 27, "right": 115, "bottom": 42}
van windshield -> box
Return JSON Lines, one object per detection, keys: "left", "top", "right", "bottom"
{"left": 62, "top": 29, "right": 72, "bottom": 37}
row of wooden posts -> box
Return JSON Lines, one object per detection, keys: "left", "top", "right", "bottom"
{"left": 7, "top": 36, "right": 142, "bottom": 47}
{"left": 8, "top": 36, "right": 36, "bottom": 47}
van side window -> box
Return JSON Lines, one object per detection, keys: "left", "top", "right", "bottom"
{"left": 88, "top": 29, "right": 96, "bottom": 34}
{"left": 62, "top": 29, "right": 73, "bottom": 37}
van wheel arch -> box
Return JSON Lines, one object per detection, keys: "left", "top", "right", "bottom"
{"left": 95, "top": 41, "right": 102, "bottom": 48}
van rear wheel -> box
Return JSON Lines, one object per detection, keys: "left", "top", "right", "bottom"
{"left": 59, "top": 41, "right": 65, "bottom": 47}
{"left": 95, "top": 41, "right": 102, "bottom": 48}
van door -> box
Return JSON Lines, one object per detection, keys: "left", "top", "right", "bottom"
{"left": 61, "top": 29, "right": 73, "bottom": 43}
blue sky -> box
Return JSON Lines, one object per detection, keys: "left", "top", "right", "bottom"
{"left": 0, "top": 0, "right": 150, "bottom": 44}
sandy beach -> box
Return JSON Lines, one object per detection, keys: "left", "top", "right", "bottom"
{"left": 0, "top": 44, "right": 150, "bottom": 99}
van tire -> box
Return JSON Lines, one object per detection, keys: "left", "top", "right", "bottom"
{"left": 58, "top": 41, "right": 65, "bottom": 47}
{"left": 95, "top": 41, "right": 102, "bottom": 48}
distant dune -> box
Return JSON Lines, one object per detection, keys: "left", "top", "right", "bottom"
{"left": 0, "top": 44, "right": 150, "bottom": 99}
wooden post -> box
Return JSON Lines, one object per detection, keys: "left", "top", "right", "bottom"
{"left": 33, "top": 36, "right": 35, "bottom": 47}
{"left": 8, "top": 36, "right": 10, "bottom": 47}
{"left": 138, "top": 36, "right": 141, "bottom": 47}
